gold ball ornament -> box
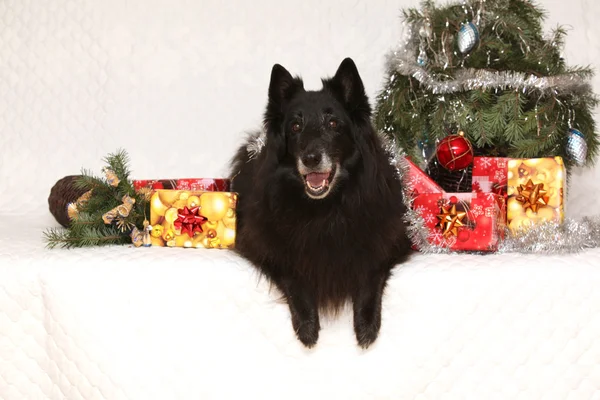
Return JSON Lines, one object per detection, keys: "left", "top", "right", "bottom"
{"left": 200, "top": 193, "right": 229, "bottom": 221}
{"left": 535, "top": 206, "right": 556, "bottom": 222}
{"left": 172, "top": 199, "right": 188, "bottom": 210}
{"left": 162, "top": 228, "right": 176, "bottom": 242}
{"left": 164, "top": 207, "right": 179, "bottom": 224}
{"left": 158, "top": 190, "right": 181, "bottom": 206}
{"left": 222, "top": 228, "right": 236, "bottom": 247}
{"left": 187, "top": 195, "right": 200, "bottom": 208}
{"left": 151, "top": 224, "right": 164, "bottom": 238}
{"left": 222, "top": 215, "right": 236, "bottom": 229}
{"left": 179, "top": 192, "right": 190, "bottom": 201}
{"left": 150, "top": 193, "right": 169, "bottom": 225}
{"left": 204, "top": 220, "right": 218, "bottom": 230}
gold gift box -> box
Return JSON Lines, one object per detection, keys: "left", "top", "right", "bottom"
{"left": 507, "top": 157, "right": 565, "bottom": 232}
{"left": 149, "top": 190, "right": 237, "bottom": 249}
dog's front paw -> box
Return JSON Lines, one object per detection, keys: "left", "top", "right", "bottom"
{"left": 292, "top": 316, "right": 320, "bottom": 348}
{"left": 353, "top": 309, "right": 381, "bottom": 349}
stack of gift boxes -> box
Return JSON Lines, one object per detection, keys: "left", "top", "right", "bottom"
{"left": 407, "top": 156, "right": 566, "bottom": 252}
{"left": 133, "top": 178, "right": 237, "bottom": 249}
{"left": 130, "top": 156, "right": 565, "bottom": 252}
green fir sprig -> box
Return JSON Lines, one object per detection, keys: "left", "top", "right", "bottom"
{"left": 44, "top": 149, "right": 150, "bottom": 249}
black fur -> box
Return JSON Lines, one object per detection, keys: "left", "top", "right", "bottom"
{"left": 230, "top": 58, "right": 412, "bottom": 348}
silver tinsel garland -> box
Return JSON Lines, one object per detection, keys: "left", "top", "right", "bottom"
{"left": 385, "top": 48, "right": 593, "bottom": 97}
{"left": 246, "top": 130, "right": 267, "bottom": 160}
{"left": 498, "top": 217, "right": 600, "bottom": 254}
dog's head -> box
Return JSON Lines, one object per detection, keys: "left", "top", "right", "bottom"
{"left": 263, "top": 58, "right": 372, "bottom": 200}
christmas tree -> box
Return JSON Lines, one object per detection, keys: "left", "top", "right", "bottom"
{"left": 375, "top": 0, "right": 598, "bottom": 189}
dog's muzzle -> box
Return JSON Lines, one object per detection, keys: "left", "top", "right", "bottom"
{"left": 297, "top": 151, "right": 339, "bottom": 199}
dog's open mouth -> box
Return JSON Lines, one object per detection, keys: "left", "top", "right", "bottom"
{"left": 303, "top": 168, "right": 336, "bottom": 198}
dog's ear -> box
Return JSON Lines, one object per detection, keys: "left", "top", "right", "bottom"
{"left": 268, "top": 64, "right": 304, "bottom": 109}
{"left": 324, "top": 58, "right": 370, "bottom": 116}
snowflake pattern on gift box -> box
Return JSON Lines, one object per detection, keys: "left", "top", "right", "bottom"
{"left": 479, "top": 157, "right": 492, "bottom": 168}
{"left": 485, "top": 193, "right": 497, "bottom": 202}
{"left": 430, "top": 230, "right": 444, "bottom": 243}
{"left": 485, "top": 206, "right": 495, "bottom": 217}
{"left": 497, "top": 158, "right": 507, "bottom": 169}
{"left": 173, "top": 180, "right": 189, "bottom": 190}
{"left": 414, "top": 205, "right": 426, "bottom": 215}
{"left": 494, "top": 169, "right": 506, "bottom": 183}
{"left": 470, "top": 204, "right": 484, "bottom": 218}
{"left": 423, "top": 213, "right": 436, "bottom": 224}
{"left": 409, "top": 173, "right": 422, "bottom": 188}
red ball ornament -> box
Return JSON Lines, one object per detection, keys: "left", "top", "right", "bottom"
{"left": 436, "top": 132, "right": 474, "bottom": 171}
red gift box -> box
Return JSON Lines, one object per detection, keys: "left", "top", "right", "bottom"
{"left": 405, "top": 157, "right": 444, "bottom": 198}
{"left": 412, "top": 192, "right": 505, "bottom": 252}
{"left": 133, "top": 178, "right": 230, "bottom": 192}
{"left": 472, "top": 157, "right": 508, "bottom": 196}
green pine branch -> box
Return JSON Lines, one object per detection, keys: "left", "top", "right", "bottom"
{"left": 44, "top": 149, "right": 150, "bottom": 249}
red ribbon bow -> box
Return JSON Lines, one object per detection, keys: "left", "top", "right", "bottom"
{"left": 173, "top": 206, "right": 207, "bottom": 237}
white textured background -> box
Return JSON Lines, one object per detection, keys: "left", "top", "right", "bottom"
{"left": 2, "top": 2, "right": 600, "bottom": 400}
{"left": 0, "top": 0, "right": 598, "bottom": 218}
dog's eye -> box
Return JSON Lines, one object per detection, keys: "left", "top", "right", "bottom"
{"left": 291, "top": 123, "right": 302, "bottom": 133}
{"left": 328, "top": 120, "right": 338, "bottom": 130}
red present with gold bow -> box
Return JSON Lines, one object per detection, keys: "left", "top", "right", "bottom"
{"left": 507, "top": 157, "right": 566, "bottom": 233}
{"left": 149, "top": 190, "right": 237, "bottom": 249}
{"left": 412, "top": 192, "right": 505, "bottom": 252}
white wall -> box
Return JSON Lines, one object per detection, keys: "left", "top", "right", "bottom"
{"left": 1, "top": 0, "right": 598, "bottom": 219}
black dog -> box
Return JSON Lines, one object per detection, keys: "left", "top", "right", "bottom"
{"left": 230, "top": 58, "right": 411, "bottom": 348}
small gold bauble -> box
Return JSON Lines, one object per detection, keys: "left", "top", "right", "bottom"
{"left": 204, "top": 220, "right": 218, "bottom": 230}
{"left": 187, "top": 195, "right": 200, "bottom": 208}
{"left": 207, "top": 229, "right": 217, "bottom": 239}
{"left": 222, "top": 228, "right": 236, "bottom": 247}
{"left": 163, "top": 228, "right": 175, "bottom": 242}
{"left": 151, "top": 224, "right": 164, "bottom": 238}
{"left": 179, "top": 192, "right": 190, "bottom": 201}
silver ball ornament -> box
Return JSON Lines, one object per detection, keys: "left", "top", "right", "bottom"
{"left": 566, "top": 128, "right": 588, "bottom": 166}
{"left": 457, "top": 22, "right": 479, "bottom": 54}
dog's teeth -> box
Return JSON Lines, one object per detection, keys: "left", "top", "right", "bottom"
{"left": 322, "top": 179, "right": 327, "bottom": 187}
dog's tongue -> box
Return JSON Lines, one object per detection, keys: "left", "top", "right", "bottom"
{"left": 306, "top": 172, "right": 329, "bottom": 187}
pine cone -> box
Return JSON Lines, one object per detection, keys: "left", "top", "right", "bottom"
{"left": 48, "top": 175, "right": 87, "bottom": 227}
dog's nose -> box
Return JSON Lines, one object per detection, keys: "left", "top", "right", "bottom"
{"left": 301, "top": 153, "right": 322, "bottom": 168}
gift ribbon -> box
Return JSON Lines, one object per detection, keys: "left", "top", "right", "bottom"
{"left": 515, "top": 179, "right": 549, "bottom": 213}
{"left": 173, "top": 206, "right": 207, "bottom": 237}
